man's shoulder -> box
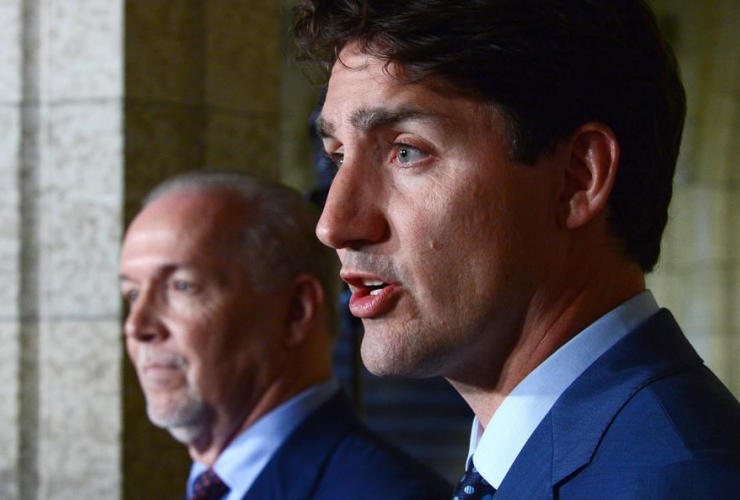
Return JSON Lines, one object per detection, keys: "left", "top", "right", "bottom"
{"left": 313, "top": 420, "right": 452, "bottom": 500}
{"left": 642, "top": 362, "right": 740, "bottom": 447}
{"left": 257, "top": 391, "right": 452, "bottom": 500}
{"left": 592, "top": 313, "right": 740, "bottom": 460}
{"left": 597, "top": 362, "right": 740, "bottom": 459}
{"left": 560, "top": 452, "right": 740, "bottom": 500}
{"left": 504, "top": 311, "right": 740, "bottom": 499}
{"left": 559, "top": 357, "right": 740, "bottom": 498}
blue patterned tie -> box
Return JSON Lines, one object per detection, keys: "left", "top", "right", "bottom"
{"left": 452, "top": 460, "right": 496, "bottom": 500}
{"left": 189, "top": 468, "right": 230, "bottom": 500}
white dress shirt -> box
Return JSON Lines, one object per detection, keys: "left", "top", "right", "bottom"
{"left": 466, "top": 291, "right": 659, "bottom": 489}
{"left": 187, "top": 379, "right": 340, "bottom": 500}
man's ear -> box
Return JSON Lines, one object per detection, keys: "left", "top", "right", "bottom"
{"left": 559, "top": 123, "right": 620, "bottom": 229}
{"left": 285, "top": 274, "right": 325, "bottom": 348}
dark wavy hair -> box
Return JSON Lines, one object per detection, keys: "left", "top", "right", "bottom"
{"left": 293, "top": 0, "right": 686, "bottom": 272}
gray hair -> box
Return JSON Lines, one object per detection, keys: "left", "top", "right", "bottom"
{"left": 144, "top": 170, "right": 341, "bottom": 332}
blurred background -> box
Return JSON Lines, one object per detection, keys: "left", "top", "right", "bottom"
{"left": 0, "top": 1, "right": 738, "bottom": 499}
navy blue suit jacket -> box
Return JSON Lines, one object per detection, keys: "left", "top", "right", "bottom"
{"left": 495, "top": 309, "right": 740, "bottom": 499}
{"left": 242, "top": 392, "right": 452, "bottom": 500}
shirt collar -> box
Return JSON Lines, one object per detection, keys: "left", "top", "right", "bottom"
{"left": 469, "top": 290, "right": 659, "bottom": 488}
{"left": 188, "top": 379, "right": 340, "bottom": 500}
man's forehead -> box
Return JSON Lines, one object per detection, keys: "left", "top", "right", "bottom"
{"left": 333, "top": 41, "right": 381, "bottom": 72}
{"left": 139, "top": 189, "right": 251, "bottom": 234}
{"left": 119, "top": 261, "right": 196, "bottom": 283}
{"left": 122, "top": 192, "right": 247, "bottom": 261}
{"left": 324, "top": 45, "right": 403, "bottom": 101}
{"left": 320, "top": 46, "right": 493, "bottom": 134}
{"left": 119, "top": 225, "right": 237, "bottom": 286}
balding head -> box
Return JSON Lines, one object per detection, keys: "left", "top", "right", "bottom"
{"left": 144, "top": 171, "right": 341, "bottom": 303}
{"left": 120, "top": 171, "right": 339, "bottom": 464}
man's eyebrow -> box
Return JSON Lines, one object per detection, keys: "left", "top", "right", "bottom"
{"left": 350, "top": 107, "right": 437, "bottom": 132}
{"left": 315, "top": 116, "right": 335, "bottom": 139}
{"left": 315, "top": 107, "right": 439, "bottom": 139}
{"left": 117, "top": 264, "right": 191, "bottom": 284}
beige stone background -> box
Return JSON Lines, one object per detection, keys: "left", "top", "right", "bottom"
{"left": 0, "top": 1, "right": 738, "bottom": 499}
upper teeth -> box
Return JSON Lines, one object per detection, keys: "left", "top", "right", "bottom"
{"left": 362, "top": 279, "right": 384, "bottom": 287}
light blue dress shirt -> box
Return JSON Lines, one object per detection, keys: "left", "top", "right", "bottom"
{"left": 466, "top": 290, "right": 659, "bottom": 489}
{"left": 187, "top": 379, "right": 340, "bottom": 500}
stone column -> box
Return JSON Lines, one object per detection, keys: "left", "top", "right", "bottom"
{"left": 0, "top": 2, "right": 24, "bottom": 497}
{"left": 0, "top": 1, "right": 124, "bottom": 500}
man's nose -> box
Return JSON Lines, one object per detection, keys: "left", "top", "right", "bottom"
{"left": 123, "top": 289, "right": 166, "bottom": 343}
{"left": 316, "top": 161, "right": 388, "bottom": 250}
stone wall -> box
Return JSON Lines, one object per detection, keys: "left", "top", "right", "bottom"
{"left": 0, "top": 1, "right": 124, "bottom": 499}
{"left": 649, "top": 0, "right": 740, "bottom": 395}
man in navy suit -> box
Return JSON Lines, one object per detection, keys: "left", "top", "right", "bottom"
{"left": 293, "top": 0, "right": 740, "bottom": 498}
{"left": 119, "top": 171, "right": 451, "bottom": 500}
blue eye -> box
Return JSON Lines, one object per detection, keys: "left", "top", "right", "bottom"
{"left": 173, "top": 281, "right": 194, "bottom": 292}
{"left": 324, "top": 152, "right": 344, "bottom": 168}
{"left": 394, "top": 144, "right": 427, "bottom": 165}
{"left": 124, "top": 289, "right": 139, "bottom": 304}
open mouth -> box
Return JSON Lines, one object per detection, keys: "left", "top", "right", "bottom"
{"left": 347, "top": 278, "right": 398, "bottom": 318}
{"left": 363, "top": 279, "right": 389, "bottom": 296}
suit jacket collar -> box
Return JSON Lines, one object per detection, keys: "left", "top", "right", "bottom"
{"left": 494, "top": 309, "right": 702, "bottom": 500}
{"left": 243, "top": 392, "right": 356, "bottom": 500}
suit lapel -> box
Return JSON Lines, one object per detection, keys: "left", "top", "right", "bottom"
{"left": 494, "top": 416, "right": 555, "bottom": 500}
{"left": 496, "top": 310, "right": 702, "bottom": 499}
{"left": 243, "top": 392, "right": 355, "bottom": 500}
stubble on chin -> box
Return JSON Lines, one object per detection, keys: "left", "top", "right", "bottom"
{"left": 145, "top": 382, "right": 211, "bottom": 444}
{"left": 360, "top": 319, "right": 450, "bottom": 379}
{"left": 137, "top": 348, "right": 212, "bottom": 444}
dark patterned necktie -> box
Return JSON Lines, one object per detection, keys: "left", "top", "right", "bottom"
{"left": 452, "top": 460, "right": 496, "bottom": 500}
{"left": 189, "top": 468, "right": 230, "bottom": 500}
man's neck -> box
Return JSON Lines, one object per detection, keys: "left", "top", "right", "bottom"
{"left": 450, "top": 254, "right": 645, "bottom": 428}
{"left": 186, "top": 370, "right": 333, "bottom": 466}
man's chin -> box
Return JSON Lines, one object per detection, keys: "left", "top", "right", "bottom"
{"left": 145, "top": 401, "right": 210, "bottom": 444}
{"left": 148, "top": 412, "right": 209, "bottom": 445}
{"left": 361, "top": 341, "right": 445, "bottom": 379}
{"left": 165, "top": 423, "right": 208, "bottom": 445}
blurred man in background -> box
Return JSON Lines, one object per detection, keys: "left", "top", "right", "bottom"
{"left": 120, "top": 171, "right": 451, "bottom": 500}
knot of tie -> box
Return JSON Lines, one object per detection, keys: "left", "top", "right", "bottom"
{"left": 452, "top": 460, "right": 496, "bottom": 500}
{"left": 189, "top": 468, "right": 230, "bottom": 500}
